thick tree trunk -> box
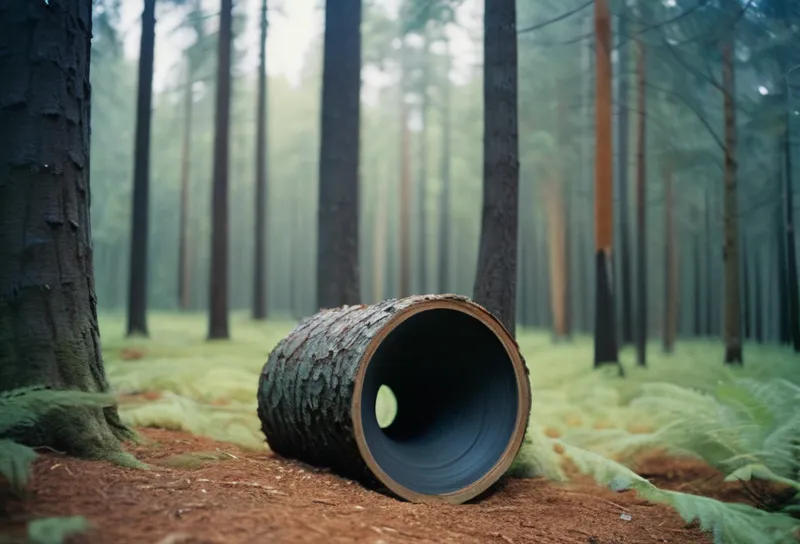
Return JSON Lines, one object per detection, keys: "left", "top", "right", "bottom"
{"left": 178, "top": 55, "right": 194, "bottom": 312}
{"left": 399, "top": 37, "right": 412, "bottom": 298}
{"left": 316, "top": 0, "right": 362, "bottom": 309}
{"left": 721, "top": 39, "right": 743, "bottom": 364}
{"left": 208, "top": 0, "right": 233, "bottom": 339}
{"left": 634, "top": 37, "right": 647, "bottom": 366}
{"left": 437, "top": 37, "right": 452, "bottom": 295}
{"left": 783, "top": 113, "right": 800, "bottom": 351}
{"left": 252, "top": 0, "right": 269, "bottom": 320}
{"left": 416, "top": 31, "right": 430, "bottom": 294}
{"left": 256, "top": 294, "right": 530, "bottom": 505}
{"left": 127, "top": 0, "right": 156, "bottom": 336}
{"left": 0, "top": 0, "right": 133, "bottom": 455}
{"left": 473, "top": 0, "right": 519, "bottom": 336}
{"left": 593, "top": 0, "right": 619, "bottom": 367}
{"left": 615, "top": 3, "right": 633, "bottom": 347}
{"left": 662, "top": 161, "right": 677, "bottom": 353}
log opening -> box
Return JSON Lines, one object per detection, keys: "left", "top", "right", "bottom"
{"left": 257, "top": 294, "right": 531, "bottom": 504}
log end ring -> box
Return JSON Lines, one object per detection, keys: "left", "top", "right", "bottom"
{"left": 352, "top": 297, "right": 531, "bottom": 505}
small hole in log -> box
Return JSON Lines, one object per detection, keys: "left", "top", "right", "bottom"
{"left": 375, "top": 385, "right": 397, "bottom": 429}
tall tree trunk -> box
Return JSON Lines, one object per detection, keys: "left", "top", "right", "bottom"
{"left": 0, "top": 0, "right": 133, "bottom": 454}
{"left": 783, "top": 112, "right": 800, "bottom": 351}
{"left": 399, "top": 37, "right": 412, "bottom": 298}
{"left": 544, "top": 178, "right": 568, "bottom": 339}
{"left": 252, "top": 0, "right": 269, "bottom": 320}
{"left": 777, "top": 203, "right": 791, "bottom": 343}
{"left": 315, "top": 0, "right": 362, "bottom": 309}
{"left": 437, "top": 36, "right": 452, "bottom": 295}
{"left": 473, "top": 0, "right": 519, "bottom": 336}
{"left": 208, "top": 0, "right": 233, "bottom": 339}
{"left": 741, "top": 234, "right": 750, "bottom": 339}
{"left": 417, "top": 30, "right": 430, "bottom": 294}
{"left": 634, "top": 35, "right": 647, "bottom": 366}
{"left": 662, "top": 160, "right": 677, "bottom": 353}
{"left": 754, "top": 249, "right": 763, "bottom": 343}
{"left": 558, "top": 80, "right": 572, "bottom": 339}
{"left": 705, "top": 189, "right": 714, "bottom": 336}
{"left": 693, "top": 209, "right": 702, "bottom": 336}
{"left": 372, "top": 165, "right": 389, "bottom": 303}
{"left": 593, "top": 0, "right": 619, "bottom": 367}
{"left": 126, "top": 0, "right": 156, "bottom": 336}
{"left": 721, "top": 39, "right": 742, "bottom": 364}
{"left": 615, "top": 2, "right": 633, "bottom": 347}
{"left": 177, "top": 55, "right": 194, "bottom": 311}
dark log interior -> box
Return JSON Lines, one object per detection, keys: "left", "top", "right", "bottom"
{"left": 358, "top": 308, "right": 520, "bottom": 496}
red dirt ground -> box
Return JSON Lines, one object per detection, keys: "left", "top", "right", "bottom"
{"left": 1, "top": 428, "right": 732, "bottom": 544}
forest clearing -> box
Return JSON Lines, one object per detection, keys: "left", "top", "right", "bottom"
{"left": 4, "top": 313, "right": 800, "bottom": 543}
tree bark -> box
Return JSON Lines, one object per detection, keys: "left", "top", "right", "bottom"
{"left": 252, "top": 0, "right": 269, "bottom": 320}
{"left": 256, "top": 294, "right": 530, "bottom": 505}
{"left": 615, "top": 3, "right": 633, "bottom": 347}
{"left": 593, "top": 0, "right": 619, "bottom": 367}
{"left": 178, "top": 55, "right": 194, "bottom": 312}
{"left": 208, "top": 0, "right": 233, "bottom": 339}
{"left": 693, "top": 208, "right": 702, "bottom": 336}
{"left": 437, "top": 36, "right": 452, "bottom": 295}
{"left": 634, "top": 35, "right": 647, "bottom": 366}
{"left": 315, "top": 0, "right": 362, "bottom": 310}
{"left": 544, "top": 179, "right": 568, "bottom": 339}
{"left": 473, "top": 0, "right": 519, "bottom": 337}
{"left": 662, "top": 160, "right": 677, "bottom": 354}
{"left": 741, "top": 234, "right": 750, "bottom": 340}
{"left": 783, "top": 111, "right": 800, "bottom": 351}
{"left": 721, "top": 39, "right": 743, "bottom": 364}
{"left": 705, "top": 189, "right": 714, "bottom": 336}
{"left": 416, "top": 30, "right": 430, "bottom": 294}
{"left": 0, "top": 0, "right": 133, "bottom": 455}
{"left": 777, "top": 202, "right": 791, "bottom": 344}
{"left": 127, "top": 0, "right": 156, "bottom": 336}
{"left": 399, "top": 36, "right": 412, "bottom": 299}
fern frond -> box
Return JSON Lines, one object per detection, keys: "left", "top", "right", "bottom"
{"left": 27, "top": 516, "right": 89, "bottom": 544}
{"left": 561, "top": 442, "right": 800, "bottom": 544}
{"left": 0, "top": 387, "right": 117, "bottom": 436}
{"left": 0, "top": 438, "right": 38, "bottom": 493}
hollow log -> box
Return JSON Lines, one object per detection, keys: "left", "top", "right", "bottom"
{"left": 256, "top": 294, "right": 531, "bottom": 504}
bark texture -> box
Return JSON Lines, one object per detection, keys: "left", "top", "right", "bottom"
{"left": 721, "top": 39, "right": 742, "bottom": 364}
{"left": 252, "top": 0, "right": 269, "bottom": 320}
{"left": 473, "top": 0, "right": 519, "bottom": 337}
{"left": 127, "top": 0, "right": 156, "bottom": 337}
{"left": 256, "top": 294, "right": 528, "bottom": 501}
{"left": 208, "top": 0, "right": 233, "bottom": 339}
{"left": 0, "top": 0, "right": 133, "bottom": 455}
{"left": 593, "top": 0, "right": 619, "bottom": 365}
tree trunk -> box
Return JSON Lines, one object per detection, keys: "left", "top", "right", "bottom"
{"left": 592, "top": 0, "right": 619, "bottom": 368}
{"left": 437, "top": 36, "right": 452, "bottom": 295}
{"left": 177, "top": 55, "right": 194, "bottom": 312}
{"left": 315, "top": 0, "right": 362, "bottom": 309}
{"left": 127, "top": 0, "right": 156, "bottom": 336}
{"left": 208, "top": 0, "right": 233, "bottom": 339}
{"left": 634, "top": 36, "right": 647, "bottom": 366}
{"left": 754, "top": 249, "right": 763, "bottom": 343}
{"left": 252, "top": 0, "right": 269, "bottom": 320}
{"left": 721, "top": 39, "right": 743, "bottom": 364}
{"left": 783, "top": 112, "right": 800, "bottom": 351}
{"left": 741, "top": 234, "right": 750, "bottom": 340}
{"left": 662, "top": 160, "right": 677, "bottom": 354}
{"left": 777, "top": 203, "right": 791, "bottom": 344}
{"left": 0, "top": 0, "right": 133, "bottom": 455}
{"left": 372, "top": 167, "right": 388, "bottom": 303}
{"left": 615, "top": 3, "right": 633, "bottom": 347}
{"left": 693, "top": 208, "right": 702, "bottom": 336}
{"left": 544, "top": 179, "right": 568, "bottom": 339}
{"left": 473, "top": 0, "right": 519, "bottom": 337}
{"left": 256, "top": 294, "right": 531, "bottom": 505}
{"left": 705, "top": 189, "right": 714, "bottom": 336}
{"left": 399, "top": 36, "right": 412, "bottom": 298}
{"left": 416, "top": 31, "right": 430, "bottom": 294}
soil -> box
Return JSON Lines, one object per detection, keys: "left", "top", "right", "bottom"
{"left": 1, "top": 428, "right": 727, "bottom": 544}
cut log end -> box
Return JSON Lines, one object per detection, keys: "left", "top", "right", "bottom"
{"left": 256, "top": 294, "right": 531, "bottom": 505}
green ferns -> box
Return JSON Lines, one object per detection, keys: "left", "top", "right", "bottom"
{"left": 0, "top": 386, "right": 116, "bottom": 543}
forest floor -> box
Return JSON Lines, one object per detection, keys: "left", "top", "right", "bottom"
{"left": 3, "top": 426, "right": 755, "bottom": 544}
{"left": 4, "top": 312, "right": 800, "bottom": 543}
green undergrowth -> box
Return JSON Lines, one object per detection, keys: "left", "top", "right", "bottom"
{"left": 99, "top": 311, "right": 800, "bottom": 544}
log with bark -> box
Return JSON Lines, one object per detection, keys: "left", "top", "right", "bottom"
{"left": 256, "top": 294, "right": 531, "bottom": 504}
